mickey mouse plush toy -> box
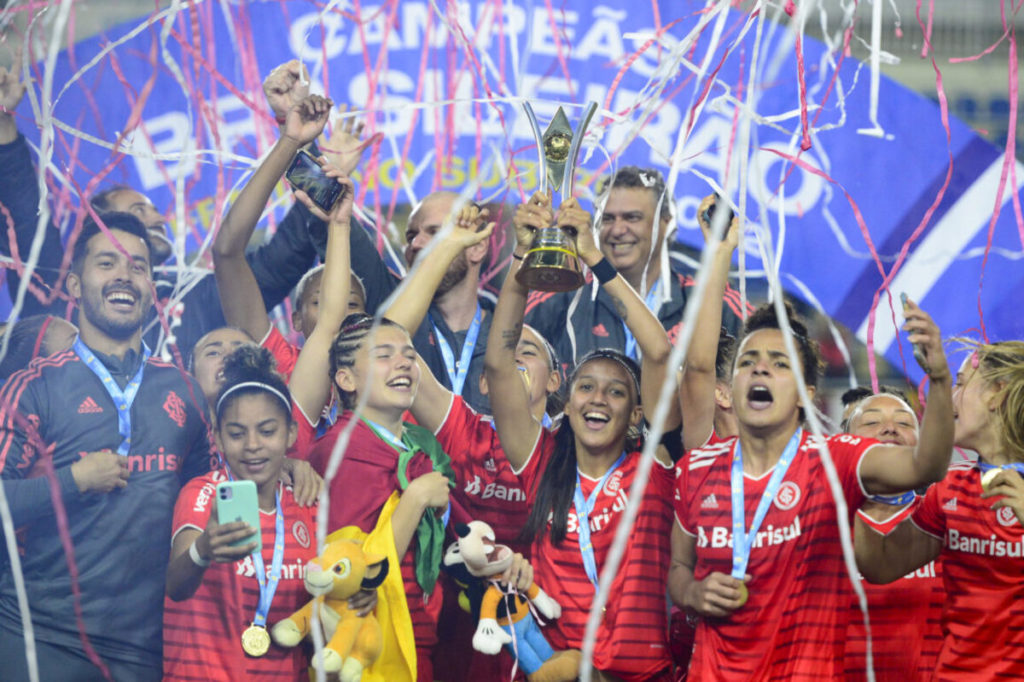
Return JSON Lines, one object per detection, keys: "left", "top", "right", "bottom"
{"left": 442, "top": 520, "right": 581, "bottom": 682}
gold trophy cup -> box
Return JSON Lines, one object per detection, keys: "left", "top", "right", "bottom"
{"left": 516, "top": 101, "right": 597, "bottom": 292}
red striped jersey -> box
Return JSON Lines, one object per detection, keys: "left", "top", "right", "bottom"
{"left": 435, "top": 395, "right": 531, "bottom": 555}
{"left": 517, "top": 430, "right": 674, "bottom": 681}
{"left": 912, "top": 462, "right": 1024, "bottom": 680}
{"left": 846, "top": 502, "right": 943, "bottom": 681}
{"left": 163, "top": 471, "right": 317, "bottom": 681}
{"left": 675, "top": 431, "right": 878, "bottom": 681}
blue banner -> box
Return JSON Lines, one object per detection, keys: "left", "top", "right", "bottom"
{"left": 6, "top": 0, "right": 1022, "bottom": 382}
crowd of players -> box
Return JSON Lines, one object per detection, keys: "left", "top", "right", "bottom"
{"left": 1, "top": 57, "right": 1023, "bottom": 682}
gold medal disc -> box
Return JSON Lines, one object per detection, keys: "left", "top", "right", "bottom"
{"left": 981, "top": 468, "right": 1001, "bottom": 493}
{"left": 241, "top": 624, "right": 271, "bottom": 657}
{"left": 736, "top": 583, "right": 749, "bottom": 608}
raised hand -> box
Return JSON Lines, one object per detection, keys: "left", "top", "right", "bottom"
{"left": 512, "top": 191, "right": 553, "bottom": 251}
{"left": 292, "top": 160, "right": 355, "bottom": 223}
{"left": 559, "top": 197, "right": 600, "bottom": 266}
{"left": 282, "top": 94, "right": 333, "bottom": 148}
{"left": 263, "top": 59, "right": 310, "bottom": 122}
{"left": 317, "top": 104, "right": 380, "bottom": 176}
{"left": 71, "top": 449, "right": 129, "bottom": 494}
{"left": 446, "top": 203, "right": 495, "bottom": 250}
{"left": 901, "top": 298, "right": 950, "bottom": 381}
{"left": 696, "top": 193, "right": 740, "bottom": 251}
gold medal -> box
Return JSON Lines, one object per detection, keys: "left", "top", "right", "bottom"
{"left": 241, "top": 624, "right": 271, "bottom": 657}
{"left": 736, "top": 583, "right": 749, "bottom": 607}
{"left": 981, "top": 468, "right": 1002, "bottom": 493}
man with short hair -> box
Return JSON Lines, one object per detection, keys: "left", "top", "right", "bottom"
{"left": 0, "top": 212, "right": 213, "bottom": 681}
{"left": 525, "top": 165, "right": 750, "bottom": 369}
{"left": 0, "top": 61, "right": 326, "bottom": 361}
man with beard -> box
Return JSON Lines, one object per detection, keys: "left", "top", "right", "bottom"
{"left": 351, "top": 190, "right": 494, "bottom": 413}
{"left": 0, "top": 212, "right": 212, "bottom": 681}
{"left": 0, "top": 60, "right": 326, "bottom": 363}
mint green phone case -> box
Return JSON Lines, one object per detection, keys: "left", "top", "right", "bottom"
{"left": 216, "top": 480, "right": 262, "bottom": 552}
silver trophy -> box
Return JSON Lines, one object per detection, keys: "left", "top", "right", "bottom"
{"left": 516, "top": 101, "right": 597, "bottom": 292}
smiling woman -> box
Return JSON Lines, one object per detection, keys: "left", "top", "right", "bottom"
{"left": 162, "top": 345, "right": 318, "bottom": 680}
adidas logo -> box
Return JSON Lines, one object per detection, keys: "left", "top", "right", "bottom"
{"left": 701, "top": 494, "right": 719, "bottom": 509}
{"left": 592, "top": 323, "right": 609, "bottom": 337}
{"left": 943, "top": 497, "right": 958, "bottom": 512}
{"left": 77, "top": 396, "right": 103, "bottom": 414}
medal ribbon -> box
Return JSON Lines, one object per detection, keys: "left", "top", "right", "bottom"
{"left": 730, "top": 429, "right": 802, "bottom": 580}
{"left": 431, "top": 304, "right": 482, "bottom": 396}
{"left": 250, "top": 489, "right": 285, "bottom": 630}
{"left": 573, "top": 452, "right": 627, "bottom": 590}
{"left": 868, "top": 491, "right": 916, "bottom": 506}
{"left": 977, "top": 461, "right": 1024, "bottom": 475}
{"left": 73, "top": 338, "right": 151, "bottom": 455}
{"left": 622, "top": 281, "right": 661, "bottom": 362}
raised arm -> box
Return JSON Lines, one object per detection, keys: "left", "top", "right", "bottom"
{"left": 287, "top": 171, "right": 354, "bottom": 425}
{"left": 568, "top": 199, "right": 680, "bottom": 462}
{"left": 384, "top": 204, "right": 493, "bottom": 432}
{"left": 855, "top": 516, "right": 942, "bottom": 584}
{"left": 680, "top": 195, "right": 739, "bottom": 450}
{"left": 859, "top": 300, "right": 954, "bottom": 493}
{"left": 485, "top": 192, "right": 553, "bottom": 471}
{"left": 212, "top": 94, "right": 331, "bottom": 340}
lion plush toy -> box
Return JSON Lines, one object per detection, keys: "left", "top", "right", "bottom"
{"left": 271, "top": 538, "right": 389, "bottom": 682}
{"left": 443, "top": 520, "right": 581, "bottom": 682}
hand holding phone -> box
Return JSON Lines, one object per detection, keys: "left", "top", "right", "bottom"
{"left": 286, "top": 149, "right": 347, "bottom": 213}
{"left": 900, "top": 292, "right": 930, "bottom": 373}
{"left": 216, "top": 480, "right": 262, "bottom": 552}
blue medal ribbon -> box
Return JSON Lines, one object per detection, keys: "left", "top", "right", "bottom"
{"left": 431, "top": 304, "right": 482, "bottom": 396}
{"left": 729, "top": 429, "right": 802, "bottom": 581}
{"left": 977, "top": 461, "right": 1024, "bottom": 474}
{"left": 73, "top": 338, "right": 151, "bottom": 456}
{"left": 622, "top": 282, "right": 661, "bottom": 362}
{"left": 573, "top": 452, "right": 627, "bottom": 590}
{"left": 251, "top": 489, "right": 285, "bottom": 630}
{"left": 868, "top": 491, "right": 917, "bottom": 506}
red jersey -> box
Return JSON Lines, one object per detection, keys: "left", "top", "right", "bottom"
{"left": 517, "top": 430, "right": 674, "bottom": 681}
{"left": 163, "top": 470, "right": 317, "bottom": 681}
{"left": 675, "top": 431, "right": 878, "bottom": 681}
{"left": 435, "top": 395, "right": 531, "bottom": 554}
{"left": 912, "top": 462, "right": 1024, "bottom": 680}
{"left": 262, "top": 325, "right": 299, "bottom": 382}
{"left": 307, "top": 413, "right": 446, "bottom": 663}
{"left": 846, "top": 503, "right": 943, "bottom": 681}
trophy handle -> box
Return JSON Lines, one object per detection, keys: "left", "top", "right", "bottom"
{"left": 560, "top": 101, "right": 597, "bottom": 198}
{"left": 522, "top": 102, "right": 548, "bottom": 195}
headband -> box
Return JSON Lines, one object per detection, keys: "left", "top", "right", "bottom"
{"left": 578, "top": 349, "right": 642, "bottom": 401}
{"left": 216, "top": 381, "right": 291, "bottom": 416}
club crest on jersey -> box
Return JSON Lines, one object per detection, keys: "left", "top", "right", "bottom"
{"left": 603, "top": 470, "right": 624, "bottom": 496}
{"left": 163, "top": 390, "right": 187, "bottom": 428}
{"left": 774, "top": 481, "right": 801, "bottom": 510}
{"left": 292, "top": 520, "right": 311, "bottom": 548}
{"left": 996, "top": 506, "right": 1019, "bottom": 528}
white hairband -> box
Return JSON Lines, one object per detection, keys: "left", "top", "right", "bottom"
{"left": 216, "top": 381, "right": 291, "bottom": 415}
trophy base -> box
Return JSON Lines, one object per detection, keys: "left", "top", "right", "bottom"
{"left": 516, "top": 248, "right": 585, "bottom": 292}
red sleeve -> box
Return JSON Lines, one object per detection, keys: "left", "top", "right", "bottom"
{"left": 826, "top": 433, "right": 881, "bottom": 512}
{"left": 911, "top": 482, "right": 947, "bottom": 539}
{"left": 262, "top": 325, "right": 299, "bottom": 383}
{"left": 514, "top": 428, "right": 554, "bottom": 502}
{"left": 171, "top": 471, "right": 226, "bottom": 540}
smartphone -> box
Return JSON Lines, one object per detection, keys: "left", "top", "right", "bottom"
{"left": 285, "top": 148, "right": 345, "bottom": 213}
{"left": 900, "top": 292, "right": 929, "bottom": 372}
{"left": 701, "top": 193, "right": 735, "bottom": 229}
{"left": 216, "top": 480, "right": 262, "bottom": 552}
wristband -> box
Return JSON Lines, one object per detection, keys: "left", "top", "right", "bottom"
{"left": 591, "top": 257, "right": 617, "bottom": 284}
{"left": 189, "top": 539, "right": 211, "bottom": 567}
{"left": 512, "top": 252, "right": 525, "bottom": 261}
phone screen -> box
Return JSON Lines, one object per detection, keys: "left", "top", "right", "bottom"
{"left": 285, "top": 150, "right": 345, "bottom": 212}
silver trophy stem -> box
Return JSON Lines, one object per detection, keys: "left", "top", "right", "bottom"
{"left": 561, "top": 101, "right": 597, "bottom": 197}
